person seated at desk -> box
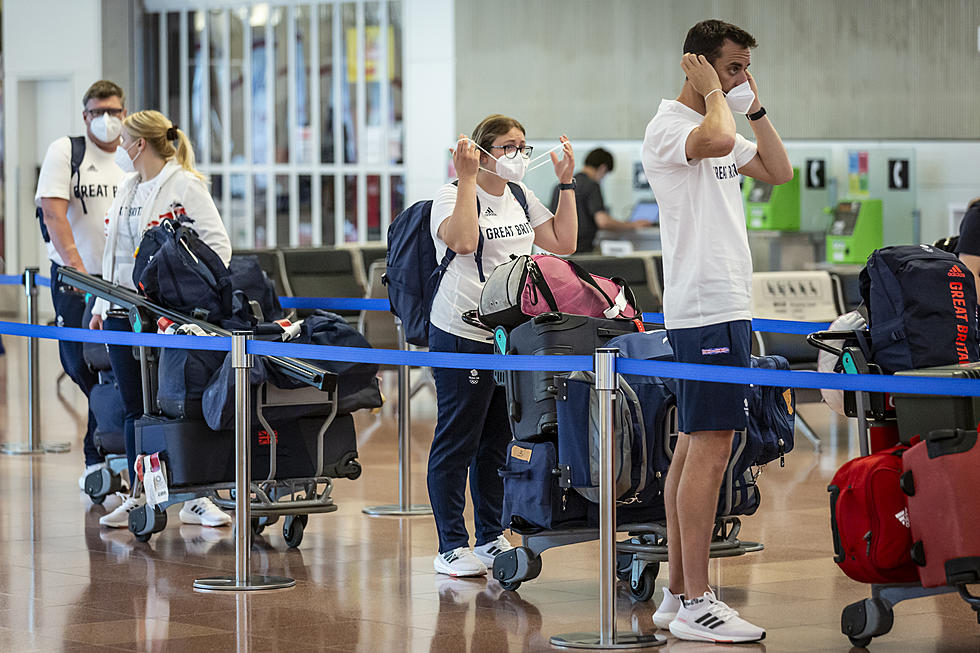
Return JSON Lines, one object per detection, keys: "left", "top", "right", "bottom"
{"left": 549, "top": 147, "right": 652, "bottom": 253}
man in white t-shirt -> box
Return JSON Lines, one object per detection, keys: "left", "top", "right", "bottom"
{"left": 35, "top": 80, "right": 127, "bottom": 488}
{"left": 641, "top": 20, "right": 792, "bottom": 643}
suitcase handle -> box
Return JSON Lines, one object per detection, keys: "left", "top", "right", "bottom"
{"left": 828, "top": 484, "right": 845, "bottom": 563}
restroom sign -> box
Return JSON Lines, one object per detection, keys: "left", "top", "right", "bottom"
{"left": 888, "top": 159, "right": 910, "bottom": 190}
{"left": 805, "top": 159, "right": 826, "bottom": 189}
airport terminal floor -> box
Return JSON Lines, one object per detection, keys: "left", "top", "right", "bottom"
{"left": 1, "top": 336, "right": 979, "bottom": 653}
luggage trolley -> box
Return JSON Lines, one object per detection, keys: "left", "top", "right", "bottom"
{"left": 490, "top": 319, "right": 765, "bottom": 599}
{"left": 807, "top": 329, "right": 980, "bottom": 648}
{"left": 59, "top": 267, "right": 363, "bottom": 548}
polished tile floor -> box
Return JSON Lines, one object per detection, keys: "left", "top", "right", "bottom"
{"left": 1, "top": 336, "right": 979, "bottom": 652}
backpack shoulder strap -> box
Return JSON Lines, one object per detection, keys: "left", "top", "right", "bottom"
{"left": 507, "top": 181, "right": 530, "bottom": 222}
{"left": 69, "top": 136, "right": 87, "bottom": 214}
{"left": 448, "top": 178, "right": 488, "bottom": 281}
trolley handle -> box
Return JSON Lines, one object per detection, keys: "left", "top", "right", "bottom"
{"left": 805, "top": 330, "right": 863, "bottom": 358}
{"left": 461, "top": 309, "right": 494, "bottom": 333}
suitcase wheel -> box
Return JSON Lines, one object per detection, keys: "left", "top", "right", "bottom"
{"left": 910, "top": 540, "right": 926, "bottom": 566}
{"left": 899, "top": 470, "right": 915, "bottom": 496}
{"left": 493, "top": 546, "right": 542, "bottom": 591}
{"left": 841, "top": 597, "right": 894, "bottom": 647}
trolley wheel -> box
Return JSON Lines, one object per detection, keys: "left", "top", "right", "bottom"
{"left": 91, "top": 493, "right": 106, "bottom": 506}
{"left": 283, "top": 514, "right": 308, "bottom": 548}
{"left": 629, "top": 563, "right": 660, "bottom": 602}
{"left": 251, "top": 517, "right": 266, "bottom": 536}
{"left": 498, "top": 579, "right": 522, "bottom": 592}
{"left": 841, "top": 597, "right": 893, "bottom": 646}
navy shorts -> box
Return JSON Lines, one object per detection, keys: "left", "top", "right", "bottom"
{"left": 667, "top": 320, "right": 751, "bottom": 434}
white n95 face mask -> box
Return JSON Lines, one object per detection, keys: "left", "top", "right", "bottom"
{"left": 493, "top": 152, "right": 529, "bottom": 183}
{"left": 724, "top": 80, "right": 756, "bottom": 115}
{"left": 115, "top": 146, "right": 135, "bottom": 173}
{"left": 91, "top": 114, "right": 122, "bottom": 143}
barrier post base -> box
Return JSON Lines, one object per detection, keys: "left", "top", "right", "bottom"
{"left": 0, "top": 441, "right": 71, "bottom": 455}
{"left": 193, "top": 575, "right": 296, "bottom": 592}
{"left": 549, "top": 632, "right": 665, "bottom": 649}
{"left": 362, "top": 504, "right": 432, "bottom": 517}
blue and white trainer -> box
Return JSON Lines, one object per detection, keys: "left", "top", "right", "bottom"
{"left": 473, "top": 535, "right": 514, "bottom": 568}
{"left": 433, "top": 547, "right": 487, "bottom": 577}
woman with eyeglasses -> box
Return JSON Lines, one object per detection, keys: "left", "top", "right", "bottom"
{"left": 90, "top": 109, "right": 233, "bottom": 532}
{"left": 427, "top": 114, "right": 577, "bottom": 576}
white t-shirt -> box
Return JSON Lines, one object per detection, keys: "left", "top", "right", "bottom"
{"left": 430, "top": 181, "right": 552, "bottom": 341}
{"left": 34, "top": 135, "right": 124, "bottom": 272}
{"left": 641, "top": 99, "right": 759, "bottom": 329}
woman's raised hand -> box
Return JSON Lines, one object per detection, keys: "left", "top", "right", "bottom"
{"left": 450, "top": 135, "right": 480, "bottom": 181}
{"left": 551, "top": 135, "right": 575, "bottom": 184}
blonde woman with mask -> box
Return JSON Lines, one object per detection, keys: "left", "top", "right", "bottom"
{"left": 91, "top": 110, "right": 233, "bottom": 531}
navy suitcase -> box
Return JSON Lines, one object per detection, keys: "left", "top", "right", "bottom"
{"left": 502, "top": 312, "right": 645, "bottom": 441}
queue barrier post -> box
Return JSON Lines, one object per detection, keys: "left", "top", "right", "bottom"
{"left": 2, "top": 268, "right": 70, "bottom": 455}
{"left": 363, "top": 318, "right": 432, "bottom": 517}
{"left": 551, "top": 348, "right": 665, "bottom": 649}
{"left": 194, "top": 331, "right": 295, "bottom": 592}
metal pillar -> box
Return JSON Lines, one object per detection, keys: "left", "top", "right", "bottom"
{"left": 195, "top": 332, "right": 295, "bottom": 592}
{"left": 2, "top": 268, "right": 70, "bottom": 455}
{"left": 363, "top": 319, "right": 431, "bottom": 516}
{"left": 551, "top": 348, "right": 664, "bottom": 649}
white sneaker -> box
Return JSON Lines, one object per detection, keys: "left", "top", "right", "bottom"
{"left": 473, "top": 535, "right": 514, "bottom": 568}
{"left": 99, "top": 493, "right": 145, "bottom": 528}
{"left": 433, "top": 547, "right": 488, "bottom": 577}
{"left": 178, "top": 497, "right": 232, "bottom": 527}
{"left": 78, "top": 462, "right": 107, "bottom": 490}
{"left": 652, "top": 586, "right": 682, "bottom": 629}
{"left": 669, "top": 591, "right": 766, "bottom": 643}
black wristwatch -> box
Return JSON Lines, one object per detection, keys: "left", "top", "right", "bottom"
{"left": 747, "top": 106, "right": 767, "bottom": 121}
{"left": 558, "top": 179, "right": 576, "bottom": 191}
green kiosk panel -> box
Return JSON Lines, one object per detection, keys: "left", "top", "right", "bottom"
{"left": 826, "top": 199, "right": 883, "bottom": 264}
{"left": 744, "top": 167, "right": 800, "bottom": 230}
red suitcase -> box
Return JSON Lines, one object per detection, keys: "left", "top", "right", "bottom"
{"left": 901, "top": 428, "right": 980, "bottom": 588}
{"left": 828, "top": 444, "right": 919, "bottom": 584}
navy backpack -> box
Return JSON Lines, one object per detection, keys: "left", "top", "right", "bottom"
{"left": 134, "top": 212, "right": 233, "bottom": 323}
{"left": 383, "top": 180, "right": 528, "bottom": 347}
{"left": 859, "top": 245, "right": 980, "bottom": 373}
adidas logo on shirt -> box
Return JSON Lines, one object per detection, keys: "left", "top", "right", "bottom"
{"left": 87, "top": 164, "right": 98, "bottom": 172}
{"left": 949, "top": 265, "right": 966, "bottom": 278}
{"left": 485, "top": 207, "right": 496, "bottom": 216}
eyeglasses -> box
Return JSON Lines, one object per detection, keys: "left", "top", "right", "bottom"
{"left": 85, "top": 108, "right": 124, "bottom": 118}
{"left": 489, "top": 144, "right": 533, "bottom": 159}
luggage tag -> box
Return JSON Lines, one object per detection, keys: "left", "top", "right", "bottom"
{"left": 139, "top": 453, "right": 169, "bottom": 507}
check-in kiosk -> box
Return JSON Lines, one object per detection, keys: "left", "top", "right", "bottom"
{"left": 743, "top": 167, "right": 800, "bottom": 231}
{"left": 826, "top": 199, "right": 883, "bottom": 264}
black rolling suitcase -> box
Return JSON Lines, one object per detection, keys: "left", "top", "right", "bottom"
{"left": 501, "top": 312, "right": 646, "bottom": 441}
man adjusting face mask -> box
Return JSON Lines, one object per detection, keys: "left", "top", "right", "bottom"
{"left": 724, "top": 80, "right": 756, "bottom": 115}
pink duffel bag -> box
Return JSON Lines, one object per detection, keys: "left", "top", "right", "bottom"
{"left": 477, "top": 254, "right": 641, "bottom": 330}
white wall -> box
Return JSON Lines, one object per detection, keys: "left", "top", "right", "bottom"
{"left": 402, "top": 0, "right": 454, "bottom": 205}
{"left": 3, "top": 0, "right": 103, "bottom": 283}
